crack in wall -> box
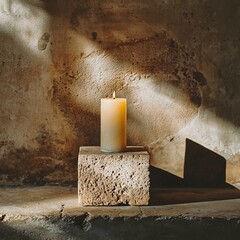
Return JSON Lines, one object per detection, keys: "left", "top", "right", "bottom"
{"left": 138, "top": 206, "right": 144, "bottom": 219}
{"left": 0, "top": 214, "right": 6, "bottom": 221}
{"left": 59, "top": 203, "right": 65, "bottom": 218}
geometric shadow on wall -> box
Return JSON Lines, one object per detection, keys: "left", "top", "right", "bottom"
{"left": 184, "top": 138, "right": 228, "bottom": 188}
{"left": 150, "top": 138, "right": 240, "bottom": 205}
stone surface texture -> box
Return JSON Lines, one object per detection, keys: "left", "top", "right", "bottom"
{"left": 0, "top": 186, "right": 240, "bottom": 240}
{"left": 78, "top": 147, "right": 150, "bottom": 206}
{"left": 0, "top": 0, "right": 240, "bottom": 185}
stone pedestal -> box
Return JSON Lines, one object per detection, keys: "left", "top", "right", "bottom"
{"left": 78, "top": 146, "right": 150, "bottom": 206}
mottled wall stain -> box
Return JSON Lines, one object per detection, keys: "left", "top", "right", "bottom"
{"left": 0, "top": 0, "right": 239, "bottom": 185}
{"left": 38, "top": 32, "right": 50, "bottom": 51}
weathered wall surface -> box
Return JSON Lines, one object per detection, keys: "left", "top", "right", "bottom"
{"left": 0, "top": 0, "right": 239, "bottom": 185}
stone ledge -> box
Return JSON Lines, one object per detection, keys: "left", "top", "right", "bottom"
{"left": 0, "top": 186, "right": 240, "bottom": 219}
{"left": 1, "top": 187, "right": 240, "bottom": 240}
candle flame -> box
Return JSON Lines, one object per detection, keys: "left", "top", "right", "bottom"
{"left": 113, "top": 91, "right": 116, "bottom": 99}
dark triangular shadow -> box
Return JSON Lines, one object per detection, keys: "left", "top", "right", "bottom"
{"left": 149, "top": 138, "right": 240, "bottom": 205}
{"left": 183, "top": 138, "right": 233, "bottom": 188}
{"left": 150, "top": 166, "right": 184, "bottom": 188}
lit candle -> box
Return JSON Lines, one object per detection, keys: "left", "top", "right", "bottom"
{"left": 101, "top": 91, "right": 127, "bottom": 152}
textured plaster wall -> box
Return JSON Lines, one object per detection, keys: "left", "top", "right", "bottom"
{"left": 0, "top": 0, "right": 239, "bottom": 185}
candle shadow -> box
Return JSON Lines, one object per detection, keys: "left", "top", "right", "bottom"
{"left": 149, "top": 138, "right": 240, "bottom": 205}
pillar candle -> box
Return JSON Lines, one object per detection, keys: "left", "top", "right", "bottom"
{"left": 101, "top": 92, "right": 127, "bottom": 152}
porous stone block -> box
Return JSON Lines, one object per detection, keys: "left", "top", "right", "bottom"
{"left": 78, "top": 146, "right": 150, "bottom": 206}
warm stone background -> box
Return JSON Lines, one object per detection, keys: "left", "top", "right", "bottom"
{"left": 0, "top": 0, "right": 239, "bottom": 185}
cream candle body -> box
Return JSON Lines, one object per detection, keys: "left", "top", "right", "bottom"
{"left": 101, "top": 92, "right": 127, "bottom": 152}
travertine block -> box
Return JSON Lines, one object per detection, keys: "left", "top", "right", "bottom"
{"left": 78, "top": 146, "right": 150, "bottom": 206}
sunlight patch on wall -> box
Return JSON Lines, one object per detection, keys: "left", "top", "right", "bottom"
{"left": 0, "top": 0, "right": 51, "bottom": 60}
